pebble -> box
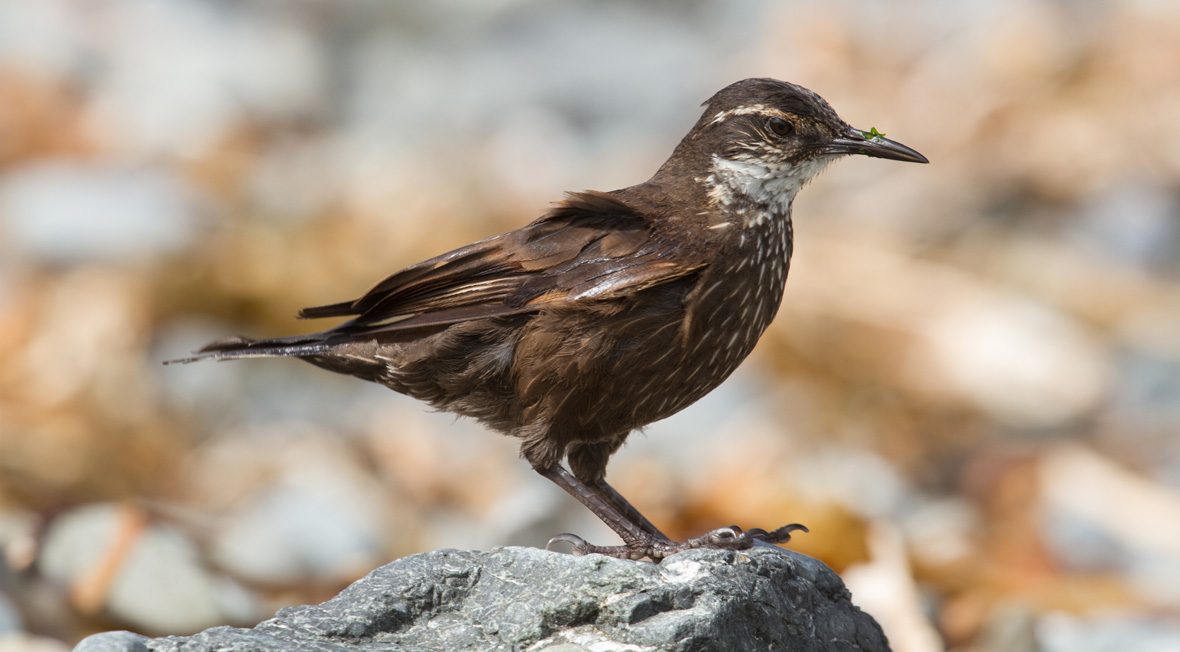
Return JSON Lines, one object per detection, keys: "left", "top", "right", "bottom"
{"left": 0, "top": 162, "right": 204, "bottom": 265}
{"left": 38, "top": 503, "right": 255, "bottom": 633}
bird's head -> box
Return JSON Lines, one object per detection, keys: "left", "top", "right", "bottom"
{"left": 656, "top": 78, "right": 927, "bottom": 216}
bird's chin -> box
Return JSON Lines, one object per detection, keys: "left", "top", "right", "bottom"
{"left": 790, "top": 155, "right": 836, "bottom": 187}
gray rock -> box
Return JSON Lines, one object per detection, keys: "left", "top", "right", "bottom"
{"left": 40, "top": 503, "right": 256, "bottom": 633}
{"left": 0, "top": 162, "right": 205, "bottom": 265}
{"left": 75, "top": 545, "right": 888, "bottom": 652}
{"left": 1036, "top": 612, "right": 1180, "bottom": 652}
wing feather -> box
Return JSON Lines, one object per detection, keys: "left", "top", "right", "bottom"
{"left": 302, "top": 191, "right": 705, "bottom": 336}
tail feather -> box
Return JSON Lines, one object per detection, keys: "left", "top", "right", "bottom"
{"left": 163, "top": 334, "right": 333, "bottom": 365}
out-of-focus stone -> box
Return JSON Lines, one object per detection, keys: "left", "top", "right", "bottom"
{"left": 188, "top": 429, "right": 396, "bottom": 585}
{"left": 919, "top": 296, "right": 1106, "bottom": 428}
{"left": 0, "top": 591, "right": 18, "bottom": 635}
{"left": 843, "top": 525, "right": 942, "bottom": 652}
{"left": 1036, "top": 612, "right": 1180, "bottom": 652}
{"left": 83, "top": 0, "right": 325, "bottom": 156}
{"left": 9, "top": 269, "right": 151, "bottom": 409}
{"left": 0, "top": 633, "right": 71, "bottom": 652}
{"left": 38, "top": 503, "right": 255, "bottom": 634}
{"left": 1069, "top": 183, "right": 1180, "bottom": 272}
{"left": 785, "top": 233, "right": 1109, "bottom": 429}
{"left": 0, "top": 162, "right": 204, "bottom": 265}
{"left": 1040, "top": 445, "right": 1180, "bottom": 607}
{"left": 210, "top": 484, "right": 386, "bottom": 586}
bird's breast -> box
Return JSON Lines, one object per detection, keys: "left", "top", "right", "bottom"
{"left": 689, "top": 211, "right": 793, "bottom": 354}
{"left": 635, "top": 209, "right": 794, "bottom": 421}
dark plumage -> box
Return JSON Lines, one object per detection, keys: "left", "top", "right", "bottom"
{"left": 172, "top": 78, "right": 927, "bottom": 560}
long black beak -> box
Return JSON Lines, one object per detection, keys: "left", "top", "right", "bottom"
{"left": 828, "top": 127, "right": 928, "bottom": 164}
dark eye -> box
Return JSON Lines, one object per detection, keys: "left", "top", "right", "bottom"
{"left": 766, "top": 116, "right": 795, "bottom": 138}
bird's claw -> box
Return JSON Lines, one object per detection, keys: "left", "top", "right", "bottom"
{"left": 749, "top": 522, "right": 810, "bottom": 543}
{"left": 547, "top": 533, "right": 651, "bottom": 560}
{"left": 683, "top": 522, "right": 809, "bottom": 550}
{"left": 546, "top": 522, "right": 809, "bottom": 562}
{"left": 546, "top": 533, "right": 592, "bottom": 555}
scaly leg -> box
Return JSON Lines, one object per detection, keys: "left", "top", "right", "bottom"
{"left": 589, "top": 477, "right": 672, "bottom": 543}
{"left": 537, "top": 464, "right": 808, "bottom": 562}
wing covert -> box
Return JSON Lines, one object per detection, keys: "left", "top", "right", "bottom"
{"left": 301, "top": 191, "right": 705, "bottom": 335}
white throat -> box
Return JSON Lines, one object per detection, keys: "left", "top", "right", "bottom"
{"left": 704, "top": 154, "right": 832, "bottom": 225}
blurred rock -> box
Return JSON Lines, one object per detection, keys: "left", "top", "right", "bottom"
{"left": 9, "top": 268, "right": 152, "bottom": 408}
{"left": 211, "top": 485, "right": 384, "bottom": 586}
{"left": 1110, "top": 350, "right": 1180, "bottom": 439}
{"left": 1036, "top": 613, "right": 1180, "bottom": 652}
{"left": 0, "top": 509, "right": 38, "bottom": 574}
{"left": 0, "top": 633, "right": 70, "bottom": 652}
{"left": 976, "top": 601, "right": 1038, "bottom": 652}
{"left": 0, "top": 591, "right": 18, "bottom": 635}
{"left": 902, "top": 498, "right": 979, "bottom": 569}
{"left": 786, "top": 233, "right": 1109, "bottom": 428}
{"left": 81, "top": 0, "right": 325, "bottom": 156}
{"left": 76, "top": 546, "right": 888, "bottom": 652}
{"left": 184, "top": 428, "right": 396, "bottom": 585}
{"left": 1040, "top": 445, "right": 1180, "bottom": 557}
{"left": 1069, "top": 183, "right": 1180, "bottom": 273}
{"left": 919, "top": 295, "right": 1106, "bottom": 428}
{"left": 38, "top": 503, "right": 256, "bottom": 634}
{"left": 0, "top": 162, "right": 204, "bottom": 265}
{"left": 1039, "top": 445, "right": 1180, "bottom": 607}
{"left": 844, "top": 525, "right": 943, "bottom": 652}
{"left": 243, "top": 137, "right": 338, "bottom": 224}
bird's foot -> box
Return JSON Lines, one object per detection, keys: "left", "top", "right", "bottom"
{"left": 546, "top": 523, "right": 808, "bottom": 562}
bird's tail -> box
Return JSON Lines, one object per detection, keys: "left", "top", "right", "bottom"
{"left": 163, "top": 333, "right": 334, "bottom": 365}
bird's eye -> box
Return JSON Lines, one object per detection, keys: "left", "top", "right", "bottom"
{"left": 766, "top": 116, "right": 795, "bottom": 138}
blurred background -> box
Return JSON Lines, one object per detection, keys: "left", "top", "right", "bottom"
{"left": 1, "top": 0, "right": 1179, "bottom": 649}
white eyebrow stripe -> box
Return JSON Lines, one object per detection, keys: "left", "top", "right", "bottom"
{"left": 709, "top": 104, "right": 792, "bottom": 124}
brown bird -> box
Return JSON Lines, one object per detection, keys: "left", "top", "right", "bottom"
{"left": 170, "top": 78, "right": 927, "bottom": 561}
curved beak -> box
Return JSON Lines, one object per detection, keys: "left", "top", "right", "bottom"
{"left": 828, "top": 127, "right": 929, "bottom": 164}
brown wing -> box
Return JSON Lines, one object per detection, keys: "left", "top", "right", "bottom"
{"left": 302, "top": 191, "right": 705, "bottom": 336}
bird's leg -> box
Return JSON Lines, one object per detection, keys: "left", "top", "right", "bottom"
{"left": 535, "top": 464, "right": 658, "bottom": 560}
{"left": 540, "top": 465, "right": 809, "bottom": 562}
{"left": 586, "top": 477, "right": 671, "bottom": 543}
{"left": 554, "top": 440, "right": 671, "bottom": 547}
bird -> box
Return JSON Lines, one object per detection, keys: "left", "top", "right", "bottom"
{"left": 169, "top": 78, "right": 928, "bottom": 561}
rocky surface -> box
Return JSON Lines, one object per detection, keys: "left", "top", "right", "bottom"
{"left": 75, "top": 545, "right": 888, "bottom": 652}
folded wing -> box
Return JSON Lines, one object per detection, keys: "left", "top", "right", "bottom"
{"left": 303, "top": 191, "right": 705, "bottom": 337}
